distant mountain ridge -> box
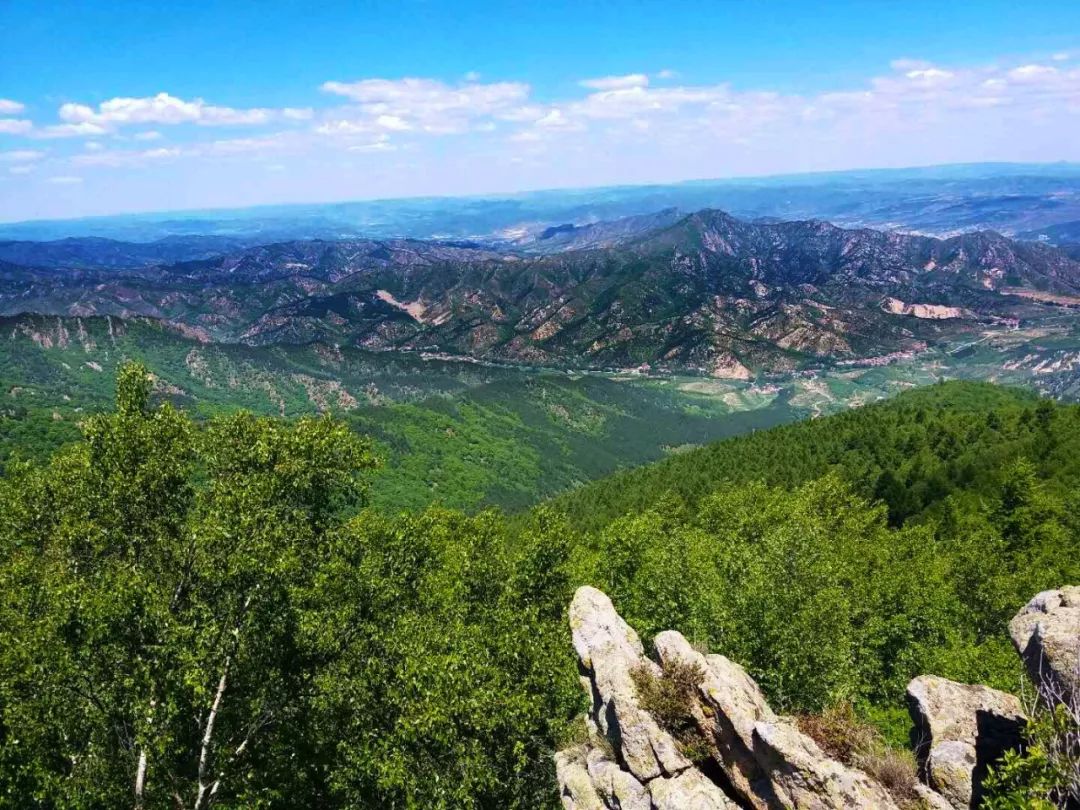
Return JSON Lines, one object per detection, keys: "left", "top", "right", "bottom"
{"left": 5, "top": 163, "right": 1080, "bottom": 246}
{"left": 1, "top": 209, "right": 1079, "bottom": 375}
{"left": 511, "top": 208, "right": 684, "bottom": 252}
{"left": 0, "top": 235, "right": 248, "bottom": 269}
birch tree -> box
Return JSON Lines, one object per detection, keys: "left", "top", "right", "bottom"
{"left": 0, "top": 363, "right": 377, "bottom": 808}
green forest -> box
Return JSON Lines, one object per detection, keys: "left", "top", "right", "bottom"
{"left": 0, "top": 315, "right": 809, "bottom": 513}
{"left": 1, "top": 368, "right": 1077, "bottom": 807}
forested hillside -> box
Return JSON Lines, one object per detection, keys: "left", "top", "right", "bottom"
{"left": 0, "top": 315, "right": 803, "bottom": 510}
{"left": 0, "top": 371, "right": 1076, "bottom": 807}
{"left": 553, "top": 381, "right": 1064, "bottom": 530}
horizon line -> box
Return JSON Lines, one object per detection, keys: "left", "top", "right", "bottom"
{"left": 4, "top": 159, "right": 1079, "bottom": 229}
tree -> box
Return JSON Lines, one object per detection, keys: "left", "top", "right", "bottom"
{"left": 305, "top": 506, "right": 580, "bottom": 809}
{"left": 0, "top": 363, "right": 378, "bottom": 808}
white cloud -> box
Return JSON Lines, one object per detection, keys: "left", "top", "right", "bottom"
{"left": 0, "top": 99, "right": 25, "bottom": 115}
{"left": 534, "top": 109, "right": 581, "bottom": 130}
{"left": 84, "top": 141, "right": 104, "bottom": 151}
{"left": 348, "top": 134, "right": 397, "bottom": 152}
{"left": 0, "top": 119, "right": 33, "bottom": 135}
{"left": 1051, "top": 52, "right": 1072, "bottom": 62}
{"left": 56, "top": 92, "right": 306, "bottom": 131}
{"left": 36, "top": 122, "right": 109, "bottom": 138}
{"left": 503, "top": 55, "right": 1080, "bottom": 153}
{"left": 571, "top": 84, "right": 731, "bottom": 122}
{"left": 68, "top": 131, "right": 299, "bottom": 170}
{"left": 1008, "top": 64, "right": 1058, "bottom": 80}
{"left": 46, "top": 175, "right": 83, "bottom": 185}
{"left": 319, "top": 77, "right": 529, "bottom": 135}
{"left": 9, "top": 52, "right": 1080, "bottom": 214}
{"left": 497, "top": 105, "right": 547, "bottom": 123}
{"left": 315, "top": 119, "right": 376, "bottom": 136}
{"left": 656, "top": 69, "right": 679, "bottom": 80}
{"left": 579, "top": 74, "right": 650, "bottom": 90}
{"left": 204, "top": 136, "right": 287, "bottom": 155}
{"left": 904, "top": 68, "right": 954, "bottom": 81}
{"left": 9, "top": 165, "right": 34, "bottom": 175}
{"left": 0, "top": 149, "right": 45, "bottom": 162}
{"left": 142, "top": 147, "right": 182, "bottom": 159}
{"left": 73, "top": 146, "right": 182, "bottom": 167}
{"left": 375, "top": 114, "right": 411, "bottom": 131}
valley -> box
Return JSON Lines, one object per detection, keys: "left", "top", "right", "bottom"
{"left": 5, "top": 297, "right": 1080, "bottom": 512}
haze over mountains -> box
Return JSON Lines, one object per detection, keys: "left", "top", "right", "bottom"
{"left": 4, "top": 163, "right": 1080, "bottom": 248}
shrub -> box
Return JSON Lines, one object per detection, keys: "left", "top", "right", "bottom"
{"left": 797, "top": 702, "right": 923, "bottom": 809}
{"left": 984, "top": 655, "right": 1080, "bottom": 809}
{"left": 631, "top": 657, "right": 711, "bottom": 762}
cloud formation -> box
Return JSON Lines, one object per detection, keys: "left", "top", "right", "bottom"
{"left": 501, "top": 56, "right": 1080, "bottom": 145}
{"left": 4, "top": 52, "right": 1080, "bottom": 220}
{"left": 0, "top": 119, "right": 33, "bottom": 135}
{"left": 53, "top": 93, "right": 312, "bottom": 135}
{"left": 579, "top": 74, "right": 650, "bottom": 90}
{"left": 319, "top": 77, "right": 530, "bottom": 135}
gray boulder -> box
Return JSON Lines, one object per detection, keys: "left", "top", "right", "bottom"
{"left": 657, "top": 629, "right": 903, "bottom": 809}
{"left": 563, "top": 588, "right": 741, "bottom": 809}
{"left": 1009, "top": 586, "right": 1080, "bottom": 708}
{"left": 648, "top": 768, "right": 739, "bottom": 810}
{"left": 752, "top": 720, "right": 902, "bottom": 809}
{"left": 906, "top": 675, "right": 1026, "bottom": 809}
{"left": 653, "top": 631, "right": 777, "bottom": 808}
{"left": 586, "top": 747, "right": 651, "bottom": 810}
{"left": 555, "top": 748, "right": 606, "bottom": 810}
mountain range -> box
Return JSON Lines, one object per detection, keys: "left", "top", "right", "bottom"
{"left": 2, "top": 208, "right": 1080, "bottom": 376}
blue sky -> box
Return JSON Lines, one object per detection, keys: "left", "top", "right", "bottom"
{"left": 2, "top": 0, "right": 1079, "bottom": 222}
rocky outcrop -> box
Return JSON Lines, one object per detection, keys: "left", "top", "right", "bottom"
{"left": 568, "top": 586, "right": 692, "bottom": 782}
{"left": 563, "top": 587, "right": 738, "bottom": 809}
{"left": 751, "top": 720, "right": 902, "bottom": 808}
{"left": 557, "top": 586, "right": 1077, "bottom": 810}
{"left": 652, "top": 632, "right": 775, "bottom": 807}
{"left": 906, "top": 676, "right": 1026, "bottom": 809}
{"left": 561, "top": 587, "right": 903, "bottom": 810}
{"left": 1009, "top": 586, "right": 1080, "bottom": 708}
